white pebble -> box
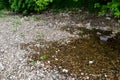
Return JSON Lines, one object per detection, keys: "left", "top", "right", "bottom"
{"left": 55, "top": 58, "right": 58, "bottom": 61}
{"left": 89, "top": 60, "right": 94, "bottom": 64}
{"left": 59, "top": 66, "right": 62, "bottom": 69}
{"left": 35, "top": 44, "right": 40, "bottom": 47}
{"left": 86, "top": 76, "right": 89, "bottom": 79}
{"left": 62, "top": 69, "right": 68, "bottom": 73}
{"left": 105, "top": 74, "right": 107, "bottom": 77}
{"left": 48, "top": 61, "right": 50, "bottom": 64}
{"left": 81, "top": 72, "right": 84, "bottom": 75}
{"left": 1, "top": 49, "right": 4, "bottom": 52}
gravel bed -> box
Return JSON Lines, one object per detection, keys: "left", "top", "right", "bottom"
{"left": 0, "top": 11, "right": 120, "bottom": 80}
{"left": 0, "top": 14, "right": 77, "bottom": 80}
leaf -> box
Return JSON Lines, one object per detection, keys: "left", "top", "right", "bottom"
{"left": 94, "top": 3, "right": 100, "bottom": 8}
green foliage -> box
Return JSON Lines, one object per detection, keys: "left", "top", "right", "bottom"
{"left": 95, "top": 0, "right": 120, "bottom": 18}
{"left": 0, "top": 0, "right": 120, "bottom": 18}
{"left": 51, "top": 0, "right": 100, "bottom": 13}
{"left": 0, "top": 0, "right": 10, "bottom": 10}
{"left": 51, "top": 0, "right": 120, "bottom": 18}
{"left": 9, "top": 0, "right": 35, "bottom": 14}
{"left": 51, "top": 0, "right": 85, "bottom": 9}
{"left": 0, "top": 10, "right": 5, "bottom": 18}
{"left": 35, "top": 0, "right": 53, "bottom": 12}
{"left": 9, "top": 0, "right": 53, "bottom": 14}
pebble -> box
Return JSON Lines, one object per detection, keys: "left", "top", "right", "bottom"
{"left": 118, "top": 20, "right": 120, "bottom": 23}
{"left": 86, "top": 23, "right": 92, "bottom": 30}
{"left": 0, "top": 63, "right": 4, "bottom": 71}
{"left": 47, "top": 61, "right": 50, "bottom": 64}
{"left": 100, "top": 36, "right": 108, "bottom": 42}
{"left": 81, "top": 72, "right": 84, "bottom": 75}
{"left": 66, "top": 40, "right": 71, "bottom": 44}
{"left": 86, "top": 76, "right": 90, "bottom": 79}
{"left": 76, "top": 23, "right": 83, "bottom": 27}
{"left": 35, "top": 44, "right": 40, "bottom": 48}
{"left": 55, "top": 49, "right": 60, "bottom": 53}
{"left": 89, "top": 60, "right": 94, "bottom": 64}
{"left": 62, "top": 69, "right": 68, "bottom": 73}
{"left": 0, "top": 49, "right": 4, "bottom": 52}
{"left": 96, "top": 32, "right": 101, "bottom": 35}
{"left": 59, "top": 66, "right": 62, "bottom": 69}
{"left": 106, "top": 17, "right": 111, "bottom": 20}
{"left": 100, "top": 35, "right": 114, "bottom": 42}
{"left": 103, "top": 26, "right": 112, "bottom": 31}
{"left": 55, "top": 58, "right": 58, "bottom": 61}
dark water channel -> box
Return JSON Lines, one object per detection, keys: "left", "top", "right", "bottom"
{"left": 21, "top": 27, "right": 120, "bottom": 80}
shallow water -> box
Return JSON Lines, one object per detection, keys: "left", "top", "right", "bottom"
{"left": 21, "top": 27, "right": 120, "bottom": 79}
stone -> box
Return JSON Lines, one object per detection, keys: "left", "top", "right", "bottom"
{"left": 103, "top": 26, "right": 112, "bottom": 31}
{"left": 86, "top": 23, "right": 92, "bottom": 30}
{"left": 106, "top": 17, "right": 111, "bottom": 20}
{"left": 35, "top": 44, "right": 40, "bottom": 48}
{"left": 89, "top": 60, "right": 94, "bottom": 64}
{"left": 76, "top": 23, "right": 83, "bottom": 27}
{"left": 96, "top": 32, "right": 101, "bottom": 35}
{"left": 118, "top": 20, "right": 120, "bottom": 23}
{"left": 100, "top": 35, "right": 114, "bottom": 42}
{"left": 81, "top": 72, "right": 84, "bottom": 75}
{"left": 62, "top": 69, "right": 68, "bottom": 73}
{"left": 55, "top": 58, "right": 58, "bottom": 61}
{"left": 86, "top": 76, "right": 90, "bottom": 79}
{"left": 0, "top": 63, "right": 4, "bottom": 71}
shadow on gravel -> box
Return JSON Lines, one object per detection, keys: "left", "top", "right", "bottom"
{"left": 20, "top": 27, "right": 120, "bottom": 80}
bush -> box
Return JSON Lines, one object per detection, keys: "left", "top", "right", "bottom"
{"left": 35, "top": 0, "right": 53, "bottom": 12}
{"left": 9, "top": 0, "right": 53, "bottom": 14}
{"left": 51, "top": 0, "right": 79, "bottom": 9}
{"left": 0, "top": 0, "right": 10, "bottom": 10}
{"left": 51, "top": 0, "right": 120, "bottom": 18}
{"left": 51, "top": 0, "right": 96, "bottom": 9}
{"left": 95, "top": 0, "right": 120, "bottom": 18}
{"left": 1, "top": 0, "right": 120, "bottom": 18}
{"left": 51, "top": 0, "right": 101, "bottom": 13}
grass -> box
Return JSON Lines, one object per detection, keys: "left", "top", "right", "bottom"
{"left": 24, "top": 16, "right": 30, "bottom": 21}
{"left": 116, "top": 29, "right": 120, "bottom": 33}
{"left": 30, "top": 60, "right": 37, "bottom": 65}
{"left": 20, "top": 33, "right": 25, "bottom": 37}
{"left": 11, "top": 18, "right": 22, "bottom": 31}
{"left": 39, "top": 54, "right": 48, "bottom": 60}
{"left": 34, "top": 15, "right": 39, "bottom": 21}
{"left": 36, "top": 34, "right": 44, "bottom": 39}
{"left": 0, "top": 10, "right": 6, "bottom": 18}
{"left": 12, "top": 19, "right": 21, "bottom": 26}
{"left": 29, "top": 54, "right": 48, "bottom": 65}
